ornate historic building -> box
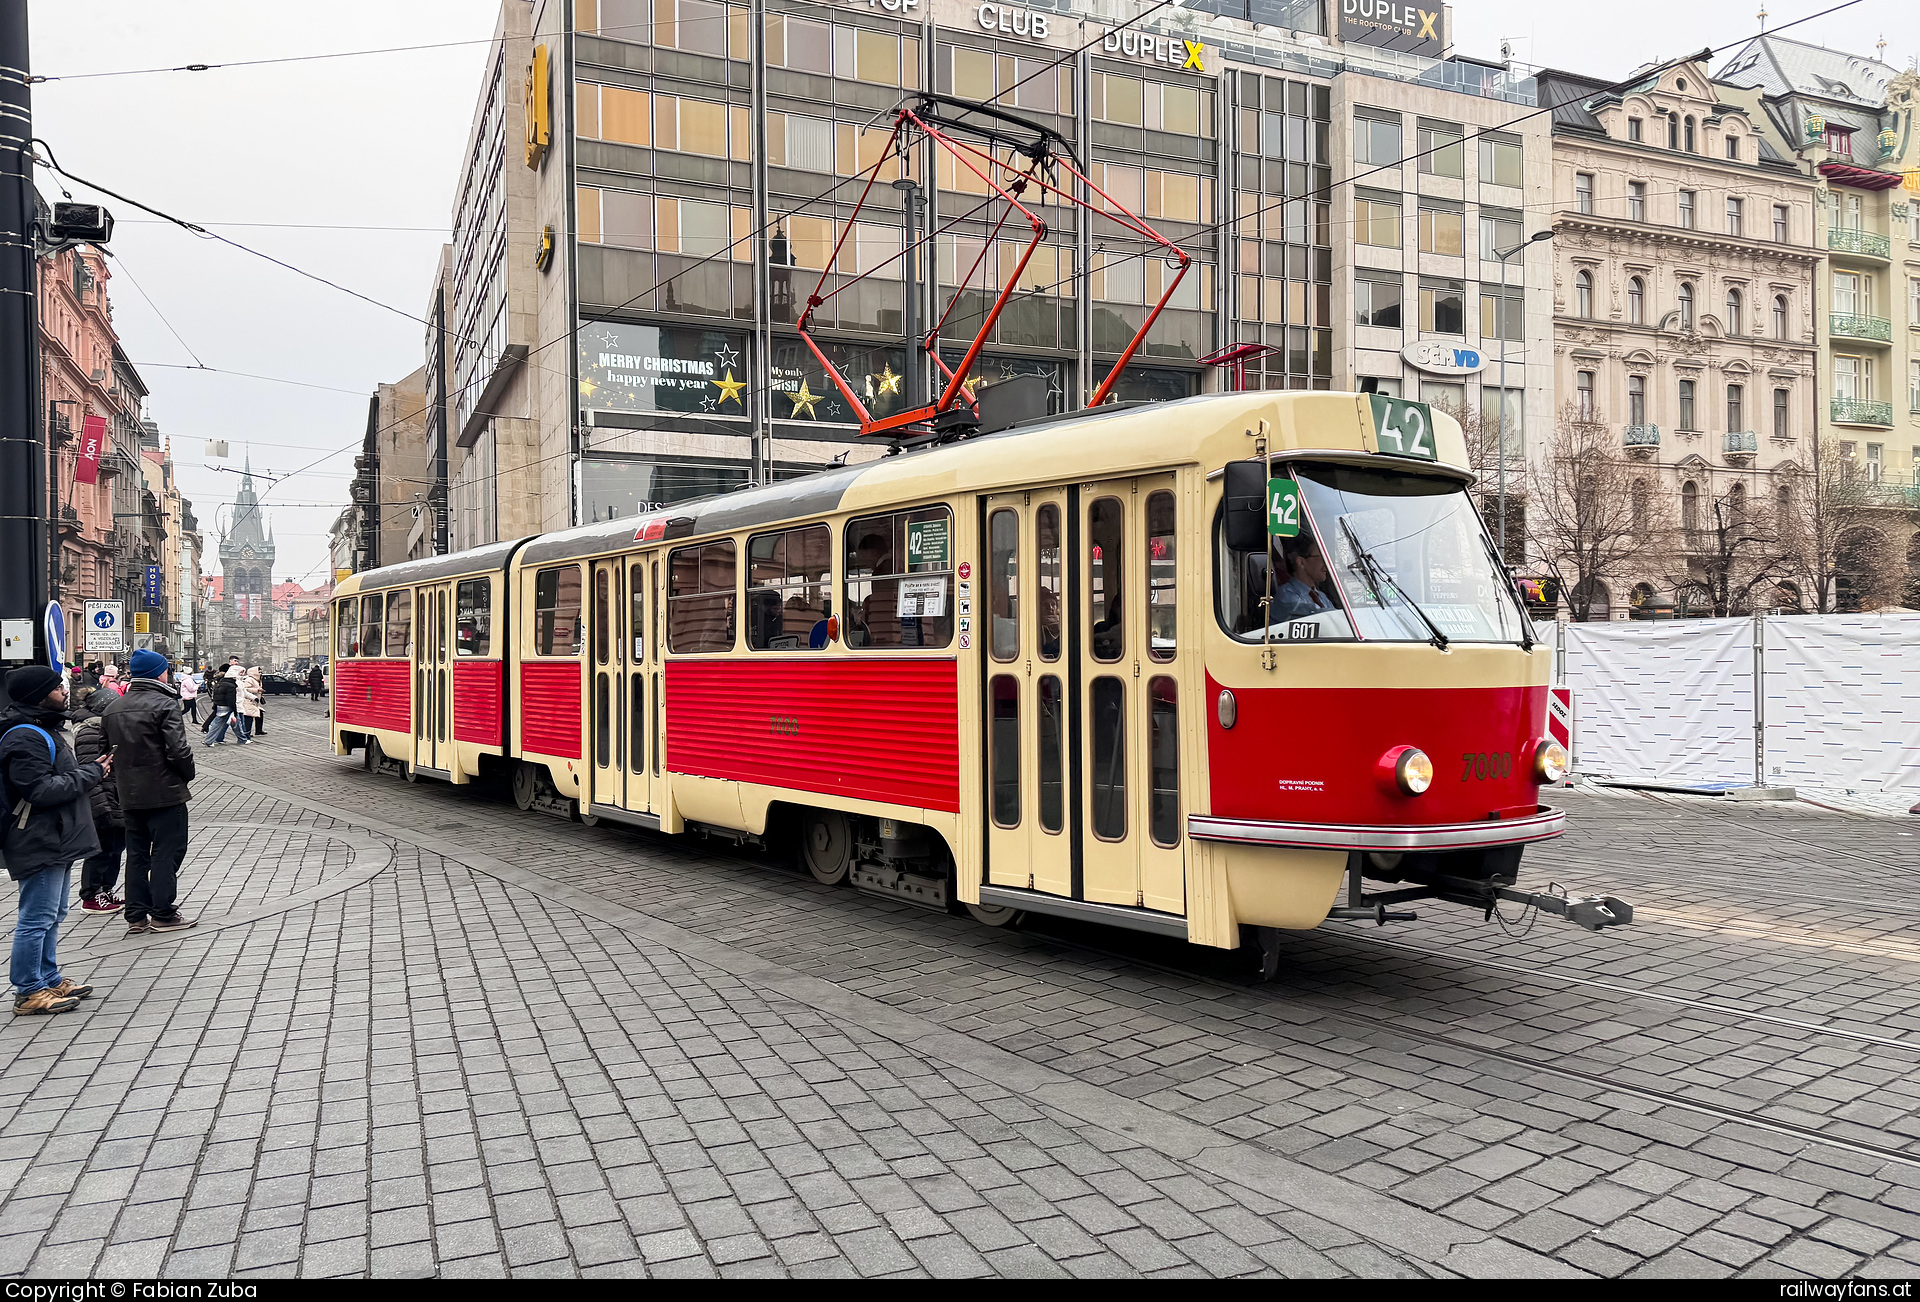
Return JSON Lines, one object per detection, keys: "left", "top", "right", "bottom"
{"left": 208, "top": 459, "right": 277, "bottom": 666}
{"left": 1540, "top": 56, "right": 1821, "bottom": 616}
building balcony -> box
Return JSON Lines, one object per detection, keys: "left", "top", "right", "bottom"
{"left": 1831, "top": 397, "right": 1895, "bottom": 427}
{"left": 1623, "top": 423, "right": 1659, "bottom": 457}
{"left": 1827, "top": 227, "right": 1892, "bottom": 259}
{"left": 1830, "top": 312, "right": 1892, "bottom": 343}
{"left": 1724, "top": 430, "right": 1758, "bottom": 457}
{"left": 1861, "top": 476, "right": 1920, "bottom": 509}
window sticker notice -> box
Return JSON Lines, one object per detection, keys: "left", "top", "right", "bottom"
{"left": 898, "top": 575, "right": 947, "bottom": 617}
{"left": 907, "top": 518, "right": 949, "bottom": 569}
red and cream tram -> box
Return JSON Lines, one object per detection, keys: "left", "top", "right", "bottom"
{"left": 331, "top": 391, "right": 1629, "bottom": 954}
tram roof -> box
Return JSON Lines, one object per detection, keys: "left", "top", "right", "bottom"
{"left": 333, "top": 537, "right": 526, "bottom": 597}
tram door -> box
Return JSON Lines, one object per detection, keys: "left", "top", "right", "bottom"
{"left": 589, "top": 560, "right": 627, "bottom": 812}
{"left": 981, "top": 490, "right": 1072, "bottom": 897}
{"left": 415, "top": 582, "right": 453, "bottom": 772}
{"left": 1077, "top": 476, "right": 1185, "bottom": 914}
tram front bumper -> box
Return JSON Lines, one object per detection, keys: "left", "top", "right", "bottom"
{"left": 1187, "top": 805, "right": 1565, "bottom": 853}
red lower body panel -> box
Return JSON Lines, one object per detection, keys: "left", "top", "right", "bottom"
{"left": 1206, "top": 676, "right": 1548, "bottom": 827}
{"left": 667, "top": 658, "right": 960, "bottom": 813}
{"left": 453, "top": 660, "right": 504, "bottom": 746}
{"left": 521, "top": 660, "right": 582, "bottom": 759}
{"left": 334, "top": 659, "right": 410, "bottom": 734}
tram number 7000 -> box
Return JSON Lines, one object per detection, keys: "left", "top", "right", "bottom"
{"left": 1460, "top": 751, "right": 1512, "bottom": 781}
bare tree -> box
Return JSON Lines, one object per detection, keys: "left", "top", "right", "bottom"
{"left": 1527, "top": 405, "right": 1647, "bottom": 622}
{"left": 1665, "top": 482, "right": 1795, "bottom": 617}
{"left": 1776, "top": 434, "right": 1905, "bottom": 612}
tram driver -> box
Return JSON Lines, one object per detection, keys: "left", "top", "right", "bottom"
{"left": 1276, "top": 536, "right": 1337, "bottom": 619}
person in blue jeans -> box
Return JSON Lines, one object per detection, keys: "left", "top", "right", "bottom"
{"left": 0, "top": 665, "right": 108, "bottom": 1015}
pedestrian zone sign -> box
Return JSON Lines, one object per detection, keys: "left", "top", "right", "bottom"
{"left": 84, "top": 599, "right": 125, "bottom": 653}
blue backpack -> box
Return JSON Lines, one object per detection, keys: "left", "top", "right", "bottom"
{"left": 0, "top": 724, "right": 60, "bottom": 874}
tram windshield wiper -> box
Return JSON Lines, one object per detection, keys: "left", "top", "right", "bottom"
{"left": 1337, "top": 516, "right": 1449, "bottom": 652}
{"left": 1475, "top": 526, "right": 1534, "bottom": 650}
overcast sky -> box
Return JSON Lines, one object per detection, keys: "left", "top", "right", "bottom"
{"left": 30, "top": 0, "right": 1920, "bottom": 586}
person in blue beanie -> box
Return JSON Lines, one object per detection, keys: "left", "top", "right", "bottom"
{"left": 101, "top": 650, "right": 198, "bottom": 934}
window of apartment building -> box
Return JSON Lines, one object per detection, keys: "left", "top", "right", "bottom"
{"left": 1678, "top": 281, "right": 1694, "bottom": 330}
{"left": 1576, "top": 370, "right": 1595, "bottom": 419}
{"left": 654, "top": 0, "right": 752, "bottom": 58}
{"left": 1628, "top": 276, "right": 1645, "bottom": 324}
{"left": 1842, "top": 193, "right": 1863, "bottom": 231}
{"left": 1726, "top": 287, "right": 1743, "bottom": 334}
{"left": 1833, "top": 355, "right": 1866, "bottom": 401}
{"left": 1725, "top": 132, "right": 1741, "bottom": 161}
{"left": 1481, "top": 388, "right": 1523, "bottom": 449}
{"left": 1681, "top": 480, "right": 1699, "bottom": 531}
{"left": 1354, "top": 111, "right": 1402, "bottom": 166}
{"left": 1355, "top": 194, "right": 1401, "bottom": 247}
{"left": 1910, "top": 360, "right": 1920, "bottom": 413}
{"left": 575, "top": 85, "right": 750, "bottom": 163}
{"left": 1575, "top": 269, "right": 1594, "bottom": 318}
{"left": 1416, "top": 120, "right": 1464, "bottom": 176}
{"left": 1628, "top": 180, "right": 1646, "bottom": 222}
{"left": 1683, "top": 116, "right": 1696, "bottom": 152}
{"left": 1574, "top": 172, "right": 1594, "bottom": 214}
{"left": 768, "top": 16, "right": 924, "bottom": 88}
{"left": 1726, "top": 197, "right": 1744, "bottom": 237}
{"left": 1627, "top": 116, "right": 1643, "bottom": 141}
{"left": 1667, "top": 113, "right": 1679, "bottom": 149}
{"left": 1727, "top": 383, "right": 1745, "bottom": 432}
{"left": 1678, "top": 378, "right": 1697, "bottom": 430}
{"left": 1867, "top": 443, "right": 1883, "bottom": 482}
{"left": 1087, "top": 71, "right": 1211, "bottom": 135}
{"left": 1480, "top": 287, "right": 1523, "bottom": 341}
{"left": 1419, "top": 279, "right": 1465, "bottom": 335}
{"left": 1773, "top": 293, "right": 1789, "bottom": 339}
{"left": 1418, "top": 204, "right": 1463, "bottom": 256}
{"left": 1773, "top": 204, "right": 1790, "bottom": 242}
{"left": 1774, "top": 387, "right": 1790, "bottom": 438}
{"left": 765, "top": 112, "right": 834, "bottom": 171}
{"left": 1628, "top": 374, "right": 1646, "bottom": 425}
{"left": 1833, "top": 270, "right": 1866, "bottom": 316}
{"left": 1678, "top": 190, "right": 1695, "bottom": 228}
{"left": 1355, "top": 273, "right": 1402, "bottom": 328}
{"left": 1825, "top": 125, "right": 1852, "bottom": 157}
{"left": 1478, "top": 213, "right": 1521, "bottom": 261}
{"left": 1909, "top": 276, "right": 1920, "bottom": 323}
{"left": 1479, "top": 136, "right": 1523, "bottom": 187}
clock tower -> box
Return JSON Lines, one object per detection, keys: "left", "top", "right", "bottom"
{"left": 213, "top": 456, "right": 277, "bottom": 666}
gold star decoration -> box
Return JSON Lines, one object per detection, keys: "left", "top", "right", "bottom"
{"left": 712, "top": 369, "right": 746, "bottom": 407}
{"left": 875, "top": 365, "right": 902, "bottom": 397}
{"left": 960, "top": 374, "right": 985, "bottom": 401}
{"left": 578, "top": 378, "right": 599, "bottom": 399}
{"left": 786, "top": 379, "right": 821, "bottom": 420}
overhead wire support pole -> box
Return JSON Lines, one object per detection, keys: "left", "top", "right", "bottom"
{"left": 0, "top": 1, "right": 45, "bottom": 660}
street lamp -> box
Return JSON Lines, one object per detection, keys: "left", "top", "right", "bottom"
{"left": 1492, "top": 228, "right": 1554, "bottom": 562}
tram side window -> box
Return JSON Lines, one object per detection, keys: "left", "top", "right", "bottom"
{"left": 455, "top": 579, "right": 490, "bottom": 657}
{"left": 668, "top": 541, "right": 737, "bottom": 653}
{"left": 1037, "top": 504, "right": 1062, "bottom": 661}
{"left": 747, "top": 524, "right": 831, "bottom": 650}
{"left": 384, "top": 590, "right": 413, "bottom": 658}
{"left": 844, "top": 506, "right": 954, "bottom": 649}
{"left": 1147, "top": 491, "right": 1176, "bottom": 663}
{"left": 988, "top": 509, "right": 1018, "bottom": 662}
{"left": 359, "top": 594, "right": 385, "bottom": 658}
{"left": 534, "top": 565, "right": 584, "bottom": 657}
{"left": 336, "top": 600, "right": 358, "bottom": 658}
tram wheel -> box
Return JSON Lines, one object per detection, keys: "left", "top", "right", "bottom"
{"left": 510, "top": 761, "right": 538, "bottom": 811}
{"left": 799, "top": 809, "right": 852, "bottom": 886}
{"left": 964, "top": 901, "right": 1024, "bottom": 929}
{"left": 573, "top": 801, "right": 599, "bottom": 827}
{"left": 364, "top": 737, "right": 382, "bottom": 774}
{"left": 402, "top": 756, "right": 420, "bottom": 783}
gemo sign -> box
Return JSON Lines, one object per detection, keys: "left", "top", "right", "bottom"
{"left": 1402, "top": 340, "right": 1489, "bottom": 375}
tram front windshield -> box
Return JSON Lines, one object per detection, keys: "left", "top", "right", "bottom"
{"left": 1216, "top": 461, "right": 1526, "bottom": 645}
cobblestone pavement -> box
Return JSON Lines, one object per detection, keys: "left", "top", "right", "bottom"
{"left": 1, "top": 700, "right": 1917, "bottom": 1278}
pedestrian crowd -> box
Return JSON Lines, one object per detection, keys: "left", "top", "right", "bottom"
{"left": 0, "top": 652, "right": 323, "bottom": 1016}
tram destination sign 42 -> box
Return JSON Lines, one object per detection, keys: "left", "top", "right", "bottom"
{"left": 1368, "top": 395, "right": 1439, "bottom": 461}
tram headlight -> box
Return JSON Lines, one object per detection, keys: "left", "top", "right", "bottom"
{"left": 1533, "top": 739, "right": 1570, "bottom": 785}
{"left": 1378, "top": 745, "right": 1433, "bottom": 796}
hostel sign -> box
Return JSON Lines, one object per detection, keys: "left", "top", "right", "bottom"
{"left": 1337, "top": 0, "right": 1444, "bottom": 57}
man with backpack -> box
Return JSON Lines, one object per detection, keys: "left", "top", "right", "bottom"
{"left": 71, "top": 683, "right": 125, "bottom": 913}
{"left": 101, "top": 649, "right": 197, "bottom": 935}
{"left": 0, "top": 665, "right": 109, "bottom": 1015}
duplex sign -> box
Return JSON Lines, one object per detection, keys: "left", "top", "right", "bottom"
{"left": 1338, "top": 0, "right": 1444, "bottom": 57}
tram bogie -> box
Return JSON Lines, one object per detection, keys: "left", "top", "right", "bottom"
{"left": 330, "top": 392, "right": 1628, "bottom": 951}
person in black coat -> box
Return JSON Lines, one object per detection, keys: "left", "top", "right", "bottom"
{"left": 101, "top": 650, "right": 198, "bottom": 934}
{"left": 307, "top": 665, "right": 324, "bottom": 701}
{"left": 1, "top": 665, "right": 108, "bottom": 1015}
{"left": 71, "top": 690, "right": 125, "bottom": 914}
{"left": 204, "top": 666, "right": 241, "bottom": 746}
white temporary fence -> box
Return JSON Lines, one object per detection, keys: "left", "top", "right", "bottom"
{"left": 1539, "top": 612, "right": 1920, "bottom": 809}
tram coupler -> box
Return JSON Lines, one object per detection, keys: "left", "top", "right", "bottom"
{"left": 1490, "top": 886, "right": 1633, "bottom": 931}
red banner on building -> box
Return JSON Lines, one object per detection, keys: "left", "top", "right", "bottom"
{"left": 72, "top": 414, "right": 107, "bottom": 485}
